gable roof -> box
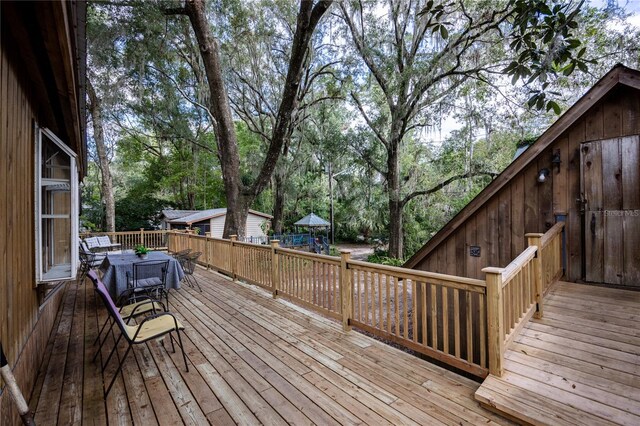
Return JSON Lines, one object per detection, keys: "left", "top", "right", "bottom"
{"left": 294, "top": 213, "right": 330, "bottom": 227}
{"left": 167, "top": 208, "right": 273, "bottom": 225}
{"left": 404, "top": 64, "right": 640, "bottom": 269}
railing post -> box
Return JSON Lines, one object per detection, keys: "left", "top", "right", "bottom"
{"left": 270, "top": 240, "right": 280, "bottom": 298}
{"left": 204, "top": 235, "right": 211, "bottom": 270}
{"left": 140, "top": 228, "right": 144, "bottom": 246}
{"left": 230, "top": 235, "right": 237, "bottom": 281}
{"left": 483, "top": 266, "right": 504, "bottom": 377}
{"left": 340, "top": 250, "right": 353, "bottom": 332}
{"left": 526, "top": 233, "right": 544, "bottom": 319}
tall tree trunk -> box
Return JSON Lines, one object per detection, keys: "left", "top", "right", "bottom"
{"left": 181, "top": 0, "right": 243, "bottom": 237}
{"left": 272, "top": 168, "right": 286, "bottom": 234}
{"left": 87, "top": 78, "right": 115, "bottom": 232}
{"left": 386, "top": 139, "right": 403, "bottom": 258}
{"left": 170, "top": 0, "right": 331, "bottom": 239}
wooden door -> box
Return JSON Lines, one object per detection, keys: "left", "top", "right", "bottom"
{"left": 581, "top": 135, "right": 640, "bottom": 286}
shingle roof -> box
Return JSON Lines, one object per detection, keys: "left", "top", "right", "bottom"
{"left": 161, "top": 209, "right": 200, "bottom": 220}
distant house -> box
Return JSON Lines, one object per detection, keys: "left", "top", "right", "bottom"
{"left": 161, "top": 208, "right": 273, "bottom": 238}
{"left": 405, "top": 64, "right": 640, "bottom": 289}
{"left": 1, "top": 2, "right": 87, "bottom": 422}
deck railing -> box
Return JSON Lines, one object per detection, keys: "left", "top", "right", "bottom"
{"left": 168, "top": 232, "right": 489, "bottom": 377}
{"left": 483, "top": 222, "right": 565, "bottom": 376}
{"left": 89, "top": 226, "right": 565, "bottom": 378}
{"left": 81, "top": 229, "right": 169, "bottom": 250}
{"left": 532, "top": 222, "right": 565, "bottom": 295}
{"left": 346, "top": 258, "right": 488, "bottom": 377}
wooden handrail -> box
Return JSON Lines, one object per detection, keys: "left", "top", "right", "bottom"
{"left": 501, "top": 246, "right": 537, "bottom": 286}
{"left": 539, "top": 222, "right": 564, "bottom": 248}
{"left": 347, "top": 259, "right": 486, "bottom": 290}
{"left": 275, "top": 246, "right": 340, "bottom": 263}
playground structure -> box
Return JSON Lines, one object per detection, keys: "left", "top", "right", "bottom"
{"left": 242, "top": 213, "right": 332, "bottom": 254}
{"left": 241, "top": 233, "right": 330, "bottom": 255}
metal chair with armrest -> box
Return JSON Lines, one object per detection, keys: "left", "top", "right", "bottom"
{"left": 126, "top": 259, "right": 170, "bottom": 307}
{"left": 87, "top": 270, "right": 188, "bottom": 398}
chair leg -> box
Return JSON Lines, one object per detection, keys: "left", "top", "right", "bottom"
{"left": 93, "top": 315, "right": 112, "bottom": 346}
{"left": 175, "top": 329, "right": 189, "bottom": 372}
{"left": 192, "top": 275, "right": 202, "bottom": 292}
{"left": 104, "top": 343, "right": 133, "bottom": 398}
{"left": 93, "top": 318, "right": 116, "bottom": 363}
{"left": 101, "top": 333, "right": 123, "bottom": 372}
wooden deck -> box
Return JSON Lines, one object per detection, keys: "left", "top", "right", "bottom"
{"left": 475, "top": 281, "right": 640, "bottom": 426}
{"left": 28, "top": 267, "right": 512, "bottom": 425}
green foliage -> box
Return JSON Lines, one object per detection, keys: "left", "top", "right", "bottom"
{"left": 135, "top": 244, "right": 150, "bottom": 255}
{"left": 115, "top": 193, "right": 167, "bottom": 231}
{"left": 366, "top": 254, "right": 404, "bottom": 267}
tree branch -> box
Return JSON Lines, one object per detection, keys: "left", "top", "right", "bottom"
{"left": 402, "top": 171, "right": 497, "bottom": 206}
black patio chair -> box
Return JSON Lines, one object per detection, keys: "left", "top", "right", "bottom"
{"left": 180, "top": 251, "right": 202, "bottom": 292}
{"left": 78, "top": 244, "right": 105, "bottom": 283}
{"left": 126, "top": 259, "right": 170, "bottom": 307}
{"left": 172, "top": 248, "right": 192, "bottom": 259}
{"left": 87, "top": 271, "right": 187, "bottom": 398}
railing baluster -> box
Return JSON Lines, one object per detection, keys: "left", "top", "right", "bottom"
{"left": 454, "top": 288, "right": 460, "bottom": 358}
{"left": 431, "top": 283, "right": 437, "bottom": 350}
{"left": 466, "top": 291, "right": 473, "bottom": 363}
{"left": 442, "top": 287, "right": 448, "bottom": 354}
{"left": 403, "top": 279, "right": 408, "bottom": 340}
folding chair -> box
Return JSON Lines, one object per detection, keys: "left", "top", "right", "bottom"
{"left": 87, "top": 271, "right": 188, "bottom": 398}
{"left": 126, "top": 259, "right": 170, "bottom": 307}
{"left": 180, "top": 251, "right": 202, "bottom": 292}
{"left": 93, "top": 288, "right": 167, "bottom": 364}
{"left": 78, "top": 243, "right": 106, "bottom": 283}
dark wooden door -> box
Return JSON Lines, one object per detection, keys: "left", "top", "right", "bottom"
{"left": 581, "top": 135, "right": 640, "bottom": 286}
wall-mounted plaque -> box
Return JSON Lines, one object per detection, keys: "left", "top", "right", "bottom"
{"left": 470, "top": 246, "right": 481, "bottom": 257}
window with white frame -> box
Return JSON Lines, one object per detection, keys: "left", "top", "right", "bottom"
{"left": 35, "top": 126, "right": 79, "bottom": 282}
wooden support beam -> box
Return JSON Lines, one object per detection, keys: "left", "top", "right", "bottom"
{"left": 526, "top": 233, "right": 544, "bottom": 319}
{"left": 271, "top": 240, "right": 280, "bottom": 298}
{"left": 483, "top": 266, "right": 505, "bottom": 377}
{"left": 340, "top": 250, "right": 352, "bottom": 332}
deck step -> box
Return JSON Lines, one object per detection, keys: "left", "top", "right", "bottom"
{"left": 475, "top": 374, "right": 624, "bottom": 426}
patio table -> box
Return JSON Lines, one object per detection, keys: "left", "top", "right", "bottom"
{"left": 99, "top": 251, "right": 184, "bottom": 299}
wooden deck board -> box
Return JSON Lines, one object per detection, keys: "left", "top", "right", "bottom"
{"left": 31, "top": 267, "right": 507, "bottom": 425}
{"left": 475, "top": 281, "right": 640, "bottom": 426}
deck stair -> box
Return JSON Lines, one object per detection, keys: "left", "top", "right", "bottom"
{"left": 475, "top": 281, "right": 640, "bottom": 426}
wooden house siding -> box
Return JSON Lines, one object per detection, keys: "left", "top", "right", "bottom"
{"left": 246, "top": 213, "right": 268, "bottom": 238}
{"left": 0, "top": 33, "right": 67, "bottom": 424}
{"left": 210, "top": 216, "right": 226, "bottom": 238}
{"left": 0, "top": 2, "right": 86, "bottom": 423}
{"left": 408, "top": 78, "right": 640, "bottom": 286}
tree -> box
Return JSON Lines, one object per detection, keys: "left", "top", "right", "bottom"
{"left": 87, "top": 79, "right": 116, "bottom": 231}
{"left": 166, "top": 0, "right": 333, "bottom": 238}
{"left": 339, "top": 0, "right": 585, "bottom": 258}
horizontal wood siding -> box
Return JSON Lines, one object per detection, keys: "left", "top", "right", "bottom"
{"left": 210, "top": 216, "right": 225, "bottom": 238}
{"left": 414, "top": 87, "right": 640, "bottom": 284}
{"left": 246, "top": 214, "right": 267, "bottom": 238}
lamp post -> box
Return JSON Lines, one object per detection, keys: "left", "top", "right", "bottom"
{"left": 328, "top": 162, "right": 335, "bottom": 245}
{"left": 326, "top": 162, "right": 350, "bottom": 245}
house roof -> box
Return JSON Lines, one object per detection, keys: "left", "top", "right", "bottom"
{"left": 167, "top": 208, "right": 273, "bottom": 225}
{"left": 3, "top": 1, "right": 87, "bottom": 174}
{"left": 404, "top": 64, "right": 640, "bottom": 269}
{"left": 294, "top": 213, "right": 330, "bottom": 227}
{"left": 161, "top": 209, "right": 200, "bottom": 221}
